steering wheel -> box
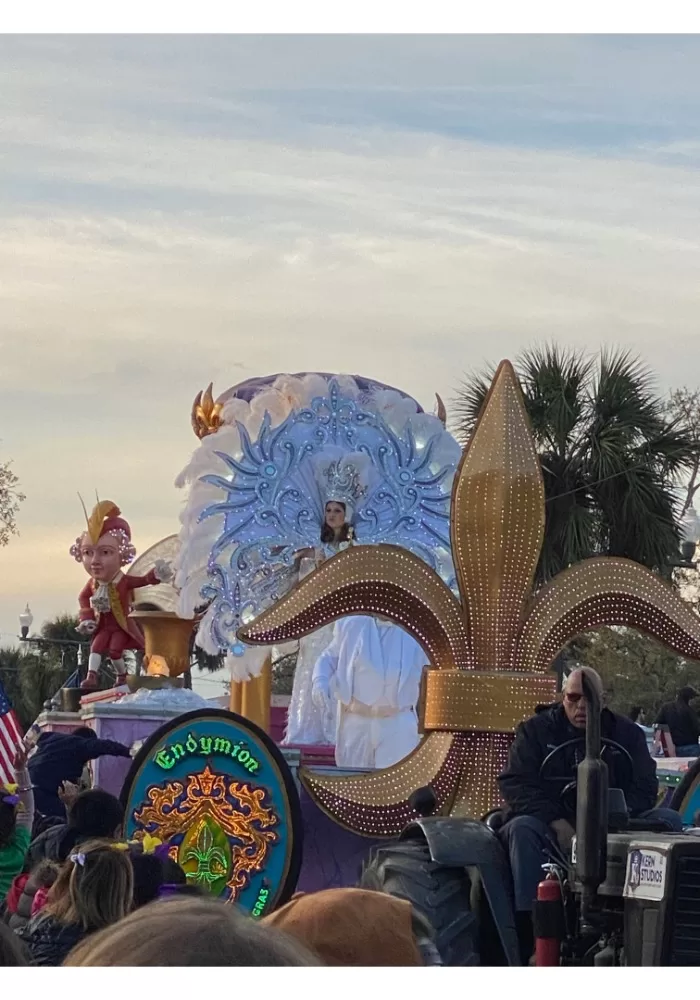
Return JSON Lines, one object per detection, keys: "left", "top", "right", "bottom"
{"left": 539, "top": 738, "right": 635, "bottom": 811}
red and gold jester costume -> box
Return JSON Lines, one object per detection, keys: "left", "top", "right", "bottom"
{"left": 70, "top": 500, "right": 173, "bottom": 690}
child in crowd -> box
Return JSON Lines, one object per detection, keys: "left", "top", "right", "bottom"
{"left": 28, "top": 787, "right": 124, "bottom": 867}
{"left": 129, "top": 848, "right": 188, "bottom": 908}
{"left": 0, "top": 746, "right": 35, "bottom": 902}
{"left": 4, "top": 859, "right": 60, "bottom": 932}
{"left": 18, "top": 839, "right": 133, "bottom": 966}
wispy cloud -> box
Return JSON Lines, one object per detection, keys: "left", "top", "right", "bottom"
{"left": 1, "top": 34, "right": 699, "bottom": 648}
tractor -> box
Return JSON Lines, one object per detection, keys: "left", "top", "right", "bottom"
{"left": 360, "top": 674, "right": 700, "bottom": 966}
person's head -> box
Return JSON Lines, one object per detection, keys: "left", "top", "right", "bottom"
{"left": 320, "top": 501, "right": 352, "bottom": 544}
{"left": 69, "top": 502, "right": 136, "bottom": 582}
{"left": 63, "top": 896, "right": 320, "bottom": 966}
{"left": 678, "top": 686, "right": 698, "bottom": 706}
{"left": 562, "top": 667, "right": 604, "bottom": 730}
{"left": 129, "top": 852, "right": 187, "bottom": 909}
{"left": 262, "top": 888, "right": 429, "bottom": 966}
{"left": 630, "top": 706, "right": 644, "bottom": 724}
{"left": 32, "top": 859, "right": 60, "bottom": 889}
{"left": 0, "top": 921, "right": 28, "bottom": 966}
{"left": 45, "top": 840, "right": 133, "bottom": 932}
{"left": 324, "top": 500, "right": 347, "bottom": 533}
{"left": 67, "top": 789, "right": 124, "bottom": 841}
{"left": 72, "top": 726, "right": 97, "bottom": 740}
{"left": 408, "top": 786, "right": 437, "bottom": 818}
{"left": 76, "top": 533, "right": 122, "bottom": 583}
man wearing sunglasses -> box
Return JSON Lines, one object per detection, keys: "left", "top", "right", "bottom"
{"left": 498, "top": 665, "right": 682, "bottom": 963}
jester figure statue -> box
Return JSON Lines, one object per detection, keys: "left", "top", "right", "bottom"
{"left": 175, "top": 372, "right": 461, "bottom": 757}
{"left": 70, "top": 500, "right": 174, "bottom": 691}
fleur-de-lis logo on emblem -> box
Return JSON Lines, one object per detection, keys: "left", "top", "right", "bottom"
{"left": 183, "top": 822, "right": 229, "bottom": 887}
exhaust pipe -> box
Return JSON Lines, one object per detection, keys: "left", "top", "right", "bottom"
{"left": 575, "top": 672, "right": 608, "bottom": 932}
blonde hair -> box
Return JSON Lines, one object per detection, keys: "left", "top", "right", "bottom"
{"left": 45, "top": 839, "right": 133, "bottom": 932}
{"left": 64, "top": 896, "right": 320, "bottom": 966}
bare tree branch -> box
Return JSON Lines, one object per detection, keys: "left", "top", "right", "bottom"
{"left": 0, "top": 459, "right": 25, "bottom": 546}
{"left": 665, "top": 387, "right": 700, "bottom": 516}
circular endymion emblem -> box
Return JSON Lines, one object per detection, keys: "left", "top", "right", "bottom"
{"left": 120, "top": 709, "right": 302, "bottom": 917}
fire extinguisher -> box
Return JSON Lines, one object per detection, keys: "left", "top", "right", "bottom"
{"left": 533, "top": 870, "right": 564, "bottom": 966}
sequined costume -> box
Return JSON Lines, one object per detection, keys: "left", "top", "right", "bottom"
{"left": 175, "top": 373, "right": 461, "bottom": 746}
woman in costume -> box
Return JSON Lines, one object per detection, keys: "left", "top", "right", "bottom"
{"left": 284, "top": 450, "right": 367, "bottom": 745}
{"left": 175, "top": 373, "right": 460, "bottom": 749}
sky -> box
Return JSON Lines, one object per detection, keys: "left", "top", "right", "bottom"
{"left": 1, "top": 34, "right": 699, "bottom": 693}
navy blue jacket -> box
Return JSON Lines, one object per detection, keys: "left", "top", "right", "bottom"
{"left": 28, "top": 732, "right": 131, "bottom": 818}
{"left": 19, "top": 913, "right": 87, "bottom": 966}
{"left": 498, "top": 703, "right": 658, "bottom": 825}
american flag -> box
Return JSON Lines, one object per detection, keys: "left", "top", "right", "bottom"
{"left": 0, "top": 678, "right": 24, "bottom": 786}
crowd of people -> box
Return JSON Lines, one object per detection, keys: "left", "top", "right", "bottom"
{"left": 0, "top": 738, "right": 440, "bottom": 967}
{"left": 1, "top": 666, "right": 694, "bottom": 968}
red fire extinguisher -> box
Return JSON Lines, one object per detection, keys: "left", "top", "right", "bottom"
{"left": 533, "top": 871, "right": 564, "bottom": 966}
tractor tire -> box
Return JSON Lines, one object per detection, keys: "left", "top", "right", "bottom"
{"left": 360, "top": 837, "right": 479, "bottom": 966}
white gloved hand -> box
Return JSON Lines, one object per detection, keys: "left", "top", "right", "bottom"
{"left": 153, "top": 559, "right": 174, "bottom": 583}
{"left": 77, "top": 620, "right": 97, "bottom": 636}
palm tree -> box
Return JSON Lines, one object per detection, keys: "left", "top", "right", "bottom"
{"left": 454, "top": 345, "right": 700, "bottom": 587}
{"left": 0, "top": 646, "right": 67, "bottom": 730}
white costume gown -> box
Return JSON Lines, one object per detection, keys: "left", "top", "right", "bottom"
{"left": 311, "top": 615, "right": 426, "bottom": 768}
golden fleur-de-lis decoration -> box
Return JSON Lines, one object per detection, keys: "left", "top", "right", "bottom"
{"left": 191, "top": 383, "right": 224, "bottom": 439}
{"left": 239, "top": 361, "right": 700, "bottom": 838}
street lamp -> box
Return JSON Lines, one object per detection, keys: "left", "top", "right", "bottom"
{"left": 17, "top": 603, "right": 88, "bottom": 664}
{"left": 19, "top": 604, "right": 33, "bottom": 640}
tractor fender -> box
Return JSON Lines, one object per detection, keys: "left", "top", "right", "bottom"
{"left": 400, "top": 817, "right": 505, "bottom": 867}
{"left": 400, "top": 817, "right": 520, "bottom": 967}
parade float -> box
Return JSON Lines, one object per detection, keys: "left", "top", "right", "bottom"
{"left": 38, "top": 371, "right": 461, "bottom": 904}
{"left": 33, "top": 362, "right": 700, "bottom": 930}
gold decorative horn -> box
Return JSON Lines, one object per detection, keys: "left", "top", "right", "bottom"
{"left": 435, "top": 393, "right": 447, "bottom": 426}
{"left": 191, "top": 383, "right": 224, "bottom": 439}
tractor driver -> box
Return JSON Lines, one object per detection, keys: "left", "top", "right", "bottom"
{"left": 498, "top": 665, "right": 682, "bottom": 963}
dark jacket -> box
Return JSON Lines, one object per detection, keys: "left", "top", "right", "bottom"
{"left": 18, "top": 913, "right": 87, "bottom": 966}
{"left": 28, "top": 732, "right": 130, "bottom": 819}
{"left": 26, "top": 822, "right": 109, "bottom": 870}
{"left": 499, "top": 703, "right": 658, "bottom": 825}
{"left": 655, "top": 699, "right": 700, "bottom": 749}
{"left": 27, "top": 823, "right": 76, "bottom": 867}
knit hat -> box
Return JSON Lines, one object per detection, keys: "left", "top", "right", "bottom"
{"left": 262, "top": 888, "right": 422, "bottom": 966}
